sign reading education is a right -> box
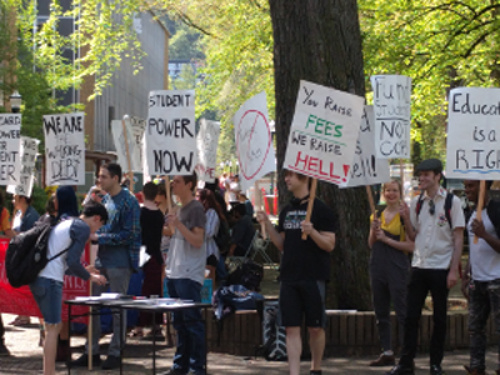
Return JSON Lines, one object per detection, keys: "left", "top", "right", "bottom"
{"left": 446, "top": 87, "right": 500, "bottom": 179}
{"left": 283, "top": 80, "right": 364, "bottom": 185}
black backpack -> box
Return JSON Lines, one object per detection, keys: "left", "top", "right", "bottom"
{"left": 5, "top": 220, "right": 69, "bottom": 288}
{"left": 226, "top": 259, "right": 264, "bottom": 292}
{"left": 214, "top": 219, "right": 230, "bottom": 256}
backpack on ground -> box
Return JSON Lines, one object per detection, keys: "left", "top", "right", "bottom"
{"left": 5, "top": 220, "right": 68, "bottom": 288}
{"left": 226, "top": 259, "right": 264, "bottom": 292}
{"left": 259, "top": 300, "right": 287, "bottom": 361}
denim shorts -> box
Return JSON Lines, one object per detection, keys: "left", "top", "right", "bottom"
{"left": 30, "top": 276, "right": 64, "bottom": 324}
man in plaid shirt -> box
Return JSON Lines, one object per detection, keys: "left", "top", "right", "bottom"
{"left": 71, "top": 162, "right": 141, "bottom": 370}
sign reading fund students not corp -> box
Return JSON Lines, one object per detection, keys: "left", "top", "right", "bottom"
{"left": 446, "top": 87, "right": 500, "bottom": 180}
{"left": 283, "top": 80, "right": 364, "bottom": 185}
{"left": 146, "top": 90, "right": 196, "bottom": 176}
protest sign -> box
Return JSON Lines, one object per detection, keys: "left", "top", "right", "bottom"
{"left": 111, "top": 118, "right": 142, "bottom": 172}
{"left": 283, "top": 80, "right": 364, "bottom": 185}
{"left": 446, "top": 87, "right": 500, "bottom": 179}
{"left": 7, "top": 136, "right": 39, "bottom": 197}
{"left": 131, "top": 116, "right": 146, "bottom": 168}
{"left": 234, "top": 92, "right": 276, "bottom": 191}
{"left": 195, "top": 118, "right": 220, "bottom": 183}
{"left": 0, "top": 113, "right": 21, "bottom": 186}
{"left": 370, "top": 75, "right": 411, "bottom": 159}
{"left": 0, "top": 239, "right": 89, "bottom": 322}
{"left": 146, "top": 90, "right": 196, "bottom": 175}
{"left": 43, "top": 113, "right": 85, "bottom": 186}
{"left": 341, "top": 106, "right": 390, "bottom": 187}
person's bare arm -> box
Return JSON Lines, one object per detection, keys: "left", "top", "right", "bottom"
{"left": 256, "top": 211, "right": 284, "bottom": 252}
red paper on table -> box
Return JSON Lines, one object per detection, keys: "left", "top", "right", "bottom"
{"left": 0, "top": 239, "right": 91, "bottom": 322}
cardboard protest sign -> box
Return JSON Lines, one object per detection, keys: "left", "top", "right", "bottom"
{"left": 0, "top": 113, "right": 21, "bottom": 186}
{"left": 446, "top": 87, "right": 500, "bottom": 179}
{"left": 370, "top": 75, "right": 411, "bottom": 159}
{"left": 146, "top": 90, "right": 196, "bottom": 175}
{"left": 131, "top": 116, "right": 146, "bottom": 168}
{"left": 234, "top": 92, "right": 276, "bottom": 191}
{"left": 111, "top": 118, "right": 142, "bottom": 172}
{"left": 283, "top": 80, "right": 364, "bottom": 185}
{"left": 43, "top": 113, "right": 85, "bottom": 186}
{"left": 7, "top": 136, "right": 40, "bottom": 197}
{"left": 195, "top": 118, "right": 220, "bottom": 183}
{"left": 341, "top": 106, "right": 390, "bottom": 187}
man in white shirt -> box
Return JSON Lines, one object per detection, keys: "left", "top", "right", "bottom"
{"left": 388, "top": 159, "right": 465, "bottom": 375}
{"left": 462, "top": 180, "right": 500, "bottom": 375}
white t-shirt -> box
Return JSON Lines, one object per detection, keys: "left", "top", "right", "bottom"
{"left": 468, "top": 209, "right": 500, "bottom": 281}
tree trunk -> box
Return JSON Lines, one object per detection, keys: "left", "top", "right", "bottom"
{"left": 269, "top": 0, "right": 372, "bottom": 310}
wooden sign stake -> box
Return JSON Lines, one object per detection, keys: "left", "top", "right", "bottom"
{"left": 302, "top": 178, "right": 318, "bottom": 240}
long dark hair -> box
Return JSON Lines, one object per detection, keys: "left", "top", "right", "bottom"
{"left": 199, "top": 189, "right": 226, "bottom": 222}
{"left": 56, "top": 186, "right": 79, "bottom": 220}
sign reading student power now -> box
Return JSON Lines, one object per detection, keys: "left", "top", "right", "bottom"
{"left": 283, "top": 80, "right": 364, "bottom": 185}
{"left": 146, "top": 90, "right": 196, "bottom": 176}
{"left": 446, "top": 87, "right": 500, "bottom": 179}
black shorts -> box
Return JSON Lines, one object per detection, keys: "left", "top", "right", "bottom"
{"left": 279, "top": 279, "right": 326, "bottom": 328}
{"left": 206, "top": 254, "right": 218, "bottom": 268}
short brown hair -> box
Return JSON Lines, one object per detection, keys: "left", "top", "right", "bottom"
{"left": 181, "top": 172, "right": 197, "bottom": 192}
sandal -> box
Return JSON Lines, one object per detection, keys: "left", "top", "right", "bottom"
{"left": 128, "top": 329, "right": 144, "bottom": 338}
{"left": 10, "top": 316, "right": 31, "bottom": 326}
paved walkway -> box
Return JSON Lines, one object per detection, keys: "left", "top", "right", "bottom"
{"left": 1, "top": 313, "right": 497, "bottom": 374}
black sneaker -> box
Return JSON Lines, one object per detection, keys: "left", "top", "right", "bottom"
{"left": 386, "top": 364, "right": 415, "bottom": 375}
{"left": 69, "top": 353, "right": 101, "bottom": 367}
{"left": 0, "top": 342, "right": 10, "bottom": 356}
{"left": 101, "top": 355, "right": 121, "bottom": 370}
{"left": 160, "top": 369, "right": 187, "bottom": 375}
{"left": 430, "top": 364, "right": 445, "bottom": 375}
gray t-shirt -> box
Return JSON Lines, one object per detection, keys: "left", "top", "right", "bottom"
{"left": 166, "top": 199, "right": 207, "bottom": 285}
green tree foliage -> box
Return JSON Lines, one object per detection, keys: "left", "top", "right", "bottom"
{"left": 360, "top": 0, "right": 500, "bottom": 162}
{"left": 169, "top": 22, "right": 205, "bottom": 61}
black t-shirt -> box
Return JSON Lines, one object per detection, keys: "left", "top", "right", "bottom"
{"left": 140, "top": 207, "right": 165, "bottom": 265}
{"left": 278, "top": 198, "right": 337, "bottom": 281}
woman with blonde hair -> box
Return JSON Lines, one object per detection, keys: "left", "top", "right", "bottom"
{"left": 368, "top": 179, "right": 414, "bottom": 367}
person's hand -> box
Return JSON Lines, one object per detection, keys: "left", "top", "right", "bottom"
{"left": 166, "top": 213, "right": 180, "bottom": 228}
{"left": 399, "top": 201, "right": 410, "bottom": 221}
{"left": 300, "top": 221, "right": 314, "bottom": 236}
{"left": 371, "top": 218, "right": 381, "bottom": 231}
{"left": 374, "top": 228, "right": 387, "bottom": 242}
{"left": 89, "top": 233, "right": 98, "bottom": 242}
{"left": 461, "top": 275, "right": 470, "bottom": 301}
{"left": 255, "top": 211, "right": 269, "bottom": 224}
{"left": 85, "top": 265, "right": 99, "bottom": 274}
{"left": 471, "top": 219, "right": 486, "bottom": 238}
{"left": 447, "top": 268, "right": 459, "bottom": 289}
{"left": 90, "top": 274, "right": 107, "bottom": 286}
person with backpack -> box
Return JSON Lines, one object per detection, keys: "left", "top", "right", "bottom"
{"left": 462, "top": 180, "right": 500, "bottom": 375}
{"left": 257, "top": 170, "right": 337, "bottom": 375}
{"left": 368, "top": 180, "right": 414, "bottom": 367}
{"left": 387, "top": 159, "right": 465, "bottom": 375}
{"left": 30, "top": 201, "right": 108, "bottom": 375}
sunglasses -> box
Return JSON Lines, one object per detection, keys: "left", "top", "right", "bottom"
{"left": 429, "top": 200, "right": 435, "bottom": 216}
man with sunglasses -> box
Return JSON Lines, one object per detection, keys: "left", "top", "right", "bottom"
{"left": 388, "top": 159, "right": 465, "bottom": 375}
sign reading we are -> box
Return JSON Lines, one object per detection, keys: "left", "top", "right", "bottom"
{"left": 283, "top": 80, "right": 364, "bottom": 185}
{"left": 146, "top": 90, "right": 196, "bottom": 175}
{"left": 0, "top": 114, "right": 21, "bottom": 186}
{"left": 446, "top": 87, "right": 500, "bottom": 179}
{"left": 43, "top": 113, "right": 85, "bottom": 186}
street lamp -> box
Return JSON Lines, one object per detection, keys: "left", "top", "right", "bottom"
{"left": 10, "top": 90, "right": 22, "bottom": 113}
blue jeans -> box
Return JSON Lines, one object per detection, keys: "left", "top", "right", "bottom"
{"left": 167, "top": 278, "right": 206, "bottom": 375}
{"left": 30, "top": 277, "right": 63, "bottom": 324}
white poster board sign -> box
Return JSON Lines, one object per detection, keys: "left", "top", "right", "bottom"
{"left": 7, "top": 136, "right": 40, "bottom": 197}
{"left": 0, "top": 114, "right": 21, "bottom": 186}
{"left": 446, "top": 87, "right": 500, "bottom": 179}
{"left": 283, "top": 80, "right": 364, "bottom": 185}
{"left": 370, "top": 75, "right": 411, "bottom": 159}
{"left": 146, "top": 90, "right": 196, "bottom": 175}
{"left": 111, "top": 118, "right": 142, "bottom": 172}
{"left": 195, "top": 118, "right": 220, "bottom": 183}
{"left": 43, "top": 113, "right": 85, "bottom": 186}
{"left": 341, "top": 106, "right": 390, "bottom": 187}
{"left": 234, "top": 92, "right": 276, "bottom": 191}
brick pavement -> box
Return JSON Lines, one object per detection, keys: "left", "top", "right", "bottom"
{"left": 1, "top": 313, "right": 498, "bottom": 374}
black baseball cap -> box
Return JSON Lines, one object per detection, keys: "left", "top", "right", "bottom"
{"left": 416, "top": 158, "right": 443, "bottom": 174}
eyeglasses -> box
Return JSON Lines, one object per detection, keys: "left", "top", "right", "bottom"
{"left": 429, "top": 200, "right": 435, "bottom": 216}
